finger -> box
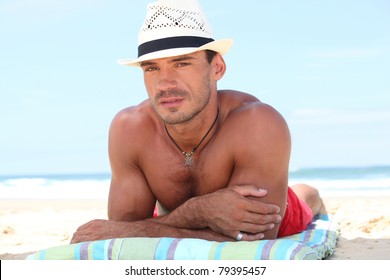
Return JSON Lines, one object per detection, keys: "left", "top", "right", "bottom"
{"left": 244, "top": 199, "right": 281, "bottom": 215}
{"left": 243, "top": 232, "right": 266, "bottom": 242}
{"left": 237, "top": 221, "right": 276, "bottom": 234}
{"left": 234, "top": 231, "right": 265, "bottom": 242}
{"left": 230, "top": 186, "right": 282, "bottom": 214}
{"left": 241, "top": 211, "right": 282, "bottom": 225}
{"left": 70, "top": 234, "right": 80, "bottom": 244}
{"left": 231, "top": 185, "right": 268, "bottom": 198}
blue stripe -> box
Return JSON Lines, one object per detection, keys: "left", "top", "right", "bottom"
{"left": 38, "top": 249, "right": 46, "bottom": 260}
{"left": 155, "top": 238, "right": 175, "bottom": 260}
{"left": 73, "top": 243, "right": 82, "bottom": 260}
{"left": 92, "top": 240, "right": 106, "bottom": 260}
{"left": 214, "top": 243, "right": 226, "bottom": 260}
{"left": 254, "top": 241, "right": 268, "bottom": 259}
{"left": 272, "top": 241, "right": 295, "bottom": 260}
{"left": 284, "top": 241, "right": 301, "bottom": 259}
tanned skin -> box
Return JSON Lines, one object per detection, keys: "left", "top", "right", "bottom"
{"left": 71, "top": 51, "right": 325, "bottom": 243}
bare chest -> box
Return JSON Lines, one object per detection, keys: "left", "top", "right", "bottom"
{"left": 140, "top": 142, "right": 233, "bottom": 211}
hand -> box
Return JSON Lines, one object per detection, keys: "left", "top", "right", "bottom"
{"left": 70, "top": 219, "right": 128, "bottom": 244}
{"left": 200, "top": 185, "right": 282, "bottom": 241}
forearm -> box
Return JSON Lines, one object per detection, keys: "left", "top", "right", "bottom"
{"left": 71, "top": 218, "right": 232, "bottom": 244}
{"left": 155, "top": 196, "right": 208, "bottom": 229}
{"left": 153, "top": 186, "right": 282, "bottom": 241}
{"left": 95, "top": 185, "right": 282, "bottom": 244}
{"left": 143, "top": 219, "right": 232, "bottom": 241}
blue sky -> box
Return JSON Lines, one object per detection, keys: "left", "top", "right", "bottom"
{"left": 1, "top": 0, "right": 389, "bottom": 176}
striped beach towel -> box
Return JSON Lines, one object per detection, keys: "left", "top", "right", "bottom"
{"left": 27, "top": 214, "right": 338, "bottom": 260}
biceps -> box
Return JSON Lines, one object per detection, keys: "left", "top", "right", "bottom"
{"left": 228, "top": 136, "right": 290, "bottom": 209}
{"left": 108, "top": 169, "right": 156, "bottom": 221}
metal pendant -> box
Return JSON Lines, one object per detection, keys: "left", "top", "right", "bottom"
{"left": 185, "top": 155, "right": 193, "bottom": 166}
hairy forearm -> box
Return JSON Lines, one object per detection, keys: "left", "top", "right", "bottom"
{"left": 71, "top": 218, "right": 232, "bottom": 244}
{"left": 155, "top": 196, "right": 208, "bottom": 229}
{"left": 142, "top": 219, "right": 232, "bottom": 241}
{"left": 151, "top": 186, "right": 283, "bottom": 241}
{"left": 81, "top": 186, "right": 283, "bottom": 245}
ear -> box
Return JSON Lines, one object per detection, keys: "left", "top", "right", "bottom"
{"left": 212, "top": 53, "right": 227, "bottom": 81}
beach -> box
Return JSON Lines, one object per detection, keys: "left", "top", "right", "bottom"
{"left": 1, "top": 196, "right": 389, "bottom": 260}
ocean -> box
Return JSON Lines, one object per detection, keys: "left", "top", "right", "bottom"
{"left": 1, "top": 166, "right": 390, "bottom": 199}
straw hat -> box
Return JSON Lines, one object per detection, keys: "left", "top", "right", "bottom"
{"left": 117, "top": 0, "right": 233, "bottom": 66}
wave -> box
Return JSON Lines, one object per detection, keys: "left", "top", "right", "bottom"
{"left": 289, "top": 165, "right": 390, "bottom": 180}
{"left": 289, "top": 178, "right": 390, "bottom": 197}
{"left": 1, "top": 167, "right": 390, "bottom": 199}
{"left": 0, "top": 177, "right": 110, "bottom": 199}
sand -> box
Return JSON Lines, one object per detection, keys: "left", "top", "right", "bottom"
{"left": 1, "top": 197, "right": 389, "bottom": 260}
{"left": 323, "top": 196, "right": 390, "bottom": 259}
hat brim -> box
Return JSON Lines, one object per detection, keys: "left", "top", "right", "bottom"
{"left": 117, "top": 38, "right": 233, "bottom": 67}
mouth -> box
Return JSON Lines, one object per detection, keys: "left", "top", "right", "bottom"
{"left": 160, "top": 97, "right": 184, "bottom": 107}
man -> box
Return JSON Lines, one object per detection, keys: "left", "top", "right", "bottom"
{"left": 71, "top": 0, "right": 325, "bottom": 243}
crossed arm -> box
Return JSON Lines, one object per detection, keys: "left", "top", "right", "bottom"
{"left": 71, "top": 103, "right": 290, "bottom": 244}
{"left": 71, "top": 185, "right": 281, "bottom": 243}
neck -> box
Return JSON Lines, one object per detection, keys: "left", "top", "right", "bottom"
{"left": 164, "top": 106, "right": 220, "bottom": 153}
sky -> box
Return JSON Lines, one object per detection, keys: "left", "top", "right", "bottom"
{"left": 1, "top": 0, "right": 389, "bottom": 176}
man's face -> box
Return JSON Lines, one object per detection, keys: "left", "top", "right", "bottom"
{"left": 140, "top": 51, "right": 213, "bottom": 125}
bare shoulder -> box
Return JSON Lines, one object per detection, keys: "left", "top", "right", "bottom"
{"left": 218, "top": 90, "right": 289, "bottom": 133}
{"left": 110, "top": 100, "right": 156, "bottom": 138}
{"left": 217, "top": 90, "right": 291, "bottom": 164}
{"left": 108, "top": 100, "right": 158, "bottom": 162}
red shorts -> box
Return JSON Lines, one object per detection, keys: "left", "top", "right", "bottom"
{"left": 277, "top": 187, "right": 313, "bottom": 237}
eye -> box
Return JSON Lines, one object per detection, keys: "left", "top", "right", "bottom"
{"left": 143, "top": 66, "right": 159, "bottom": 72}
{"left": 175, "top": 62, "right": 190, "bottom": 68}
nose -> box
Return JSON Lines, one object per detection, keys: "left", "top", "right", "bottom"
{"left": 156, "top": 67, "right": 177, "bottom": 92}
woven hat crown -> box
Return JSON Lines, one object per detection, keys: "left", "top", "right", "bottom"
{"left": 118, "top": 0, "right": 233, "bottom": 66}
{"left": 139, "top": 0, "right": 213, "bottom": 44}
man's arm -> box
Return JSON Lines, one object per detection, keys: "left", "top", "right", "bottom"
{"left": 223, "top": 102, "right": 291, "bottom": 239}
{"left": 71, "top": 102, "right": 286, "bottom": 243}
{"left": 106, "top": 107, "right": 156, "bottom": 221}
{"left": 71, "top": 107, "right": 236, "bottom": 243}
{"left": 154, "top": 185, "right": 280, "bottom": 240}
{"left": 156, "top": 102, "right": 290, "bottom": 240}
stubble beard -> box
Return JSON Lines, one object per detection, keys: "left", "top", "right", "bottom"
{"left": 152, "top": 78, "right": 212, "bottom": 125}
